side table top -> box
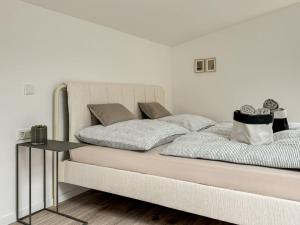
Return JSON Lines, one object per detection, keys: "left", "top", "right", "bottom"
{"left": 18, "top": 140, "right": 86, "bottom": 152}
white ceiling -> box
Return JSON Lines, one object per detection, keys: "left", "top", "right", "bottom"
{"left": 21, "top": 0, "right": 299, "bottom": 46}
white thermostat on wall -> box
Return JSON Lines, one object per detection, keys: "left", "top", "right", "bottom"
{"left": 24, "top": 83, "right": 35, "bottom": 95}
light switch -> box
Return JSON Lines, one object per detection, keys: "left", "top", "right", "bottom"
{"left": 24, "top": 83, "right": 35, "bottom": 95}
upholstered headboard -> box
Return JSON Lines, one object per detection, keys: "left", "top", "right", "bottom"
{"left": 53, "top": 82, "right": 166, "bottom": 142}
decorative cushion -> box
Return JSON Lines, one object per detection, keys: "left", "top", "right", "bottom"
{"left": 138, "top": 102, "right": 171, "bottom": 119}
{"left": 88, "top": 103, "right": 135, "bottom": 126}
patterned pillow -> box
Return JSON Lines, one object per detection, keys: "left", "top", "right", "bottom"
{"left": 289, "top": 122, "right": 300, "bottom": 130}
{"left": 205, "top": 122, "right": 233, "bottom": 138}
{"left": 274, "top": 129, "right": 300, "bottom": 141}
{"left": 158, "top": 114, "right": 215, "bottom": 132}
{"left": 76, "top": 119, "right": 188, "bottom": 151}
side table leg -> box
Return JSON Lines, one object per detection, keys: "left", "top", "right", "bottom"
{"left": 16, "top": 145, "right": 19, "bottom": 220}
{"left": 56, "top": 151, "right": 59, "bottom": 212}
{"left": 44, "top": 151, "right": 88, "bottom": 225}
{"left": 43, "top": 149, "right": 46, "bottom": 209}
{"left": 29, "top": 147, "right": 32, "bottom": 225}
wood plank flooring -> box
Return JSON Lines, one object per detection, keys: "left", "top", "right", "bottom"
{"left": 13, "top": 190, "right": 232, "bottom": 225}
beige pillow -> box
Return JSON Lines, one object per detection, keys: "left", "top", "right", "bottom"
{"left": 88, "top": 103, "right": 135, "bottom": 126}
{"left": 138, "top": 102, "right": 172, "bottom": 119}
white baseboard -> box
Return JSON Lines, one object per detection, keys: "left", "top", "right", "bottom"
{"left": 0, "top": 212, "right": 15, "bottom": 225}
{"left": 58, "top": 186, "right": 88, "bottom": 203}
{"left": 0, "top": 186, "right": 88, "bottom": 225}
{"left": 0, "top": 199, "right": 52, "bottom": 225}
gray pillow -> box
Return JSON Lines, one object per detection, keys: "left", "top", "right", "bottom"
{"left": 138, "top": 102, "right": 171, "bottom": 119}
{"left": 76, "top": 119, "right": 188, "bottom": 151}
{"left": 88, "top": 103, "right": 135, "bottom": 126}
{"left": 159, "top": 114, "right": 216, "bottom": 132}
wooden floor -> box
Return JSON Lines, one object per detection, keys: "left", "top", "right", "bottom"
{"left": 13, "top": 190, "right": 232, "bottom": 225}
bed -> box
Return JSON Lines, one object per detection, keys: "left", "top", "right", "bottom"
{"left": 54, "top": 81, "right": 300, "bottom": 225}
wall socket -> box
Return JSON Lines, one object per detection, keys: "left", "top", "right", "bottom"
{"left": 16, "top": 129, "right": 31, "bottom": 141}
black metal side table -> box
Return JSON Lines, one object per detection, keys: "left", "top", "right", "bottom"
{"left": 16, "top": 140, "right": 88, "bottom": 225}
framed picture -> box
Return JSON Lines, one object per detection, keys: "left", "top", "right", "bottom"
{"left": 205, "top": 58, "right": 216, "bottom": 72}
{"left": 194, "top": 59, "right": 205, "bottom": 73}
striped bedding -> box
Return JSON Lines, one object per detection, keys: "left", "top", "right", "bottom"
{"left": 161, "top": 123, "right": 300, "bottom": 169}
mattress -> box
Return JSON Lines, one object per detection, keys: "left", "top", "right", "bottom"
{"left": 70, "top": 144, "right": 300, "bottom": 202}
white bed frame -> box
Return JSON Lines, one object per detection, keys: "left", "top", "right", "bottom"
{"left": 53, "top": 82, "right": 300, "bottom": 225}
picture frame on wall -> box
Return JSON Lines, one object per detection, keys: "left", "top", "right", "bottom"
{"left": 205, "top": 58, "right": 216, "bottom": 72}
{"left": 194, "top": 59, "right": 205, "bottom": 73}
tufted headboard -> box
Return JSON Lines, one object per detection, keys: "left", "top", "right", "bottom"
{"left": 53, "top": 82, "right": 166, "bottom": 142}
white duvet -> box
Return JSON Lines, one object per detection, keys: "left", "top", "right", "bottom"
{"left": 161, "top": 123, "right": 300, "bottom": 169}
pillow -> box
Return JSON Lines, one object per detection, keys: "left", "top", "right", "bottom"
{"left": 289, "top": 122, "right": 300, "bottom": 130}
{"left": 88, "top": 103, "right": 135, "bottom": 126}
{"left": 158, "top": 114, "right": 216, "bottom": 132}
{"left": 274, "top": 129, "right": 300, "bottom": 141}
{"left": 138, "top": 102, "right": 171, "bottom": 119}
{"left": 205, "top": 122, "right": 233, "bottom": 138}
{"left": 76, "top": 119, "right": 188, "bottom": 151}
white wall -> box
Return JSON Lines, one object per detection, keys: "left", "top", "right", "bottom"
{"left": 172, "top": 3, "right": 300, "bottom": 122}
{"left": 0, "top": 0, "right": 172, "bottom": 224}
{"left": 2, "top": 1, "right": 300, "bottom": 224}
